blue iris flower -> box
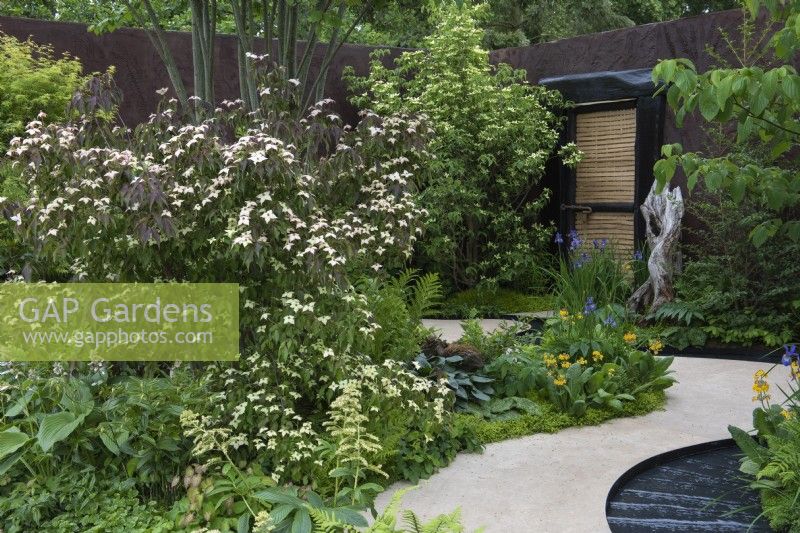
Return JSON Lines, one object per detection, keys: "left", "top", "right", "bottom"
{"left": 782, "top": 344, "right": 797, "bottom": 366}
{"left": 604, "top": 315, "right": 617, "bottom": 328}
{"left": 593, "top": 238, "right": 608, "bottom": 251}
{"left": 583, "top": 296, "right": 597, "bottom": 315}
{"left": 554, "top": 232, "right": 564, "bottom": 245}
{"left": 568, "top": 230, "right": 582, "bottom": 251}
{"left": 633, "top": 250, "right": 644, "bottom": 261}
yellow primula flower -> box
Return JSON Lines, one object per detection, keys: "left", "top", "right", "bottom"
{"left": 576, "top": 357, "right": 587, "bottom": 366}
{"left": 559, "top": 309, "right": 569, "bottom": 320}
{"left": 623, "top": 332, "right": 637, "bottom": 344}
{"left": 752, "top": 369, "right": 771, "bottom": 404}
{"left": 558, "top": 353, "right": 570, "bottom": 361}
{"left": 607, "top": 367, "right": 616, "bottom": 376}
{"left": 561, "top": 361, "right": 571, "bottom": 368}
{"left": 553, "top": 376, "right": 567, "bottom": 387}
{"left": 648, "top": 339, "right": 663, "bottom": 355}
{"left": 592, "top": 350, "right": 604, "bottom": 362}
{"left": 781, "top": 409, "right": 795, "bottom": 420}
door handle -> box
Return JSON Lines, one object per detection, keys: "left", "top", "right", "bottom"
{"left": 560, "top": 204, "right": 593, "bottom": 214}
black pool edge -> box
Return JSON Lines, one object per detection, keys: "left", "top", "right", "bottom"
{"left": 604, "top": 438, "right": 737, "bottom": 519}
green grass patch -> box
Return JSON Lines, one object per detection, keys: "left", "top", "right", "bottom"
{"left": 437, "top": 288, "right": 554, "bottom": 318}
{"left": 458, "top": 391, "right": 666, "bottom": 445}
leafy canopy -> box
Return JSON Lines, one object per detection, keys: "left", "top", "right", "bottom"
{"left": 0, "top": 33, "right": 86, "bottom": 151}
{"left": 653, "top": 1, "right": 800, "bottom": 247}
{"left": 347, "top": 5, "right": 576, "bottom": 291}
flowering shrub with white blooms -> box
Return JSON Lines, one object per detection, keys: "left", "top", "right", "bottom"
{"left": 3, "top": 71, "right": 459, "bottom": 489}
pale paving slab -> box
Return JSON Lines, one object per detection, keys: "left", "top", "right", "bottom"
{"left": 421, "top": 319, "right": 521, "bottom": 343}
{"left": 375, "top": 356, "right": 784, "bottom": 533}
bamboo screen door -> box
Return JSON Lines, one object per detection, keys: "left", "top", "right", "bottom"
{"left": 541, "top": 69, "right": 665, "bottom": 255}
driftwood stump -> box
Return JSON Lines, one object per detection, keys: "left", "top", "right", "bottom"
{"left": 627, "top": 181, "right": 684, "bottom": 314}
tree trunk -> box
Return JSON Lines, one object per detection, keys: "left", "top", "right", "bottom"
{"left": 627, "top": 181, "right": 684, "bottom": 314}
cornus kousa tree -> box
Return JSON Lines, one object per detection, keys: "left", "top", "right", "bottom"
{"left": 3, "top": 66, "right": 454, "bottom": 485}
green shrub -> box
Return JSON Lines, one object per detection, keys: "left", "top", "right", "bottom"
{"left": 2, "top": 66, "right": 474, "bottom": 527}
{"left": 0, "top": 364, "right": 201, "bottom": 529}
{"left": 675, "top": 191, "right": 800, "bottom": 346}
{"left": 0, "top": 33, "right": 86, "bottom": 151}
{"left": 346, "top": 6, "right": 579, "bottom": 292}
{"left": 458, "top": 318, "right": 527, "bottom": 362}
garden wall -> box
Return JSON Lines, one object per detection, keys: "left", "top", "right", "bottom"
{"left": 490, "top": 8, "right": 753, "bottom": 166}
{"left": 489, "top": 7, "right": 793, "bottom": 230}
{"left": 0, "top": 15, "right": 403, "bottom": 125}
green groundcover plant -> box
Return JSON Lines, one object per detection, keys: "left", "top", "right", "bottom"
{"left": 436, "top": 288, "right": 554, "bottom": 319}
{"left": 346, "top": 5, "right": 580, "bottom": 293}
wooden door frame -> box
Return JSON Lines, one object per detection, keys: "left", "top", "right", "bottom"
{"left": 557, "top": 96, "right": 665, "bottom": 252}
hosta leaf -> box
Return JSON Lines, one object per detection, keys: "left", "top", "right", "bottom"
{"left": 269, "top": 504, "right": 295, "bottom": 524}
{"left": 5, "top": 390, "right": 33, "bottom": 418}
{"left": 0, "top": 427, "right": 30, "bottom": 459}
{"left": 0, "top": 450, "right": 23, "bottom": 475}
{"left": 237, "top": 513, "right": 250, "bottom": 533}
{"left": 471, "top": 389, "right": 490, "bottom": 401}
{"left": 37, "top": 411, "right": 84, "bottom": 452}
{"left": 291, "top": 508, "right": 311, "bottom": 533}
{"left": 254, "top": 487, "right": 304, "bottom": 507}
{"left": 332, "top": 507, "right": 368, "bottom": 526}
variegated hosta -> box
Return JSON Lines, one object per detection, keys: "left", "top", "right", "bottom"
{"left": 4, "top": 82, "right": 446, "bottom": 485}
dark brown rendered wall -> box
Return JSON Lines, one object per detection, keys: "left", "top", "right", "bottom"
{"left": 489, "top": 8, "right": 758, "bottom": 160}
{"left": 0, "top": 15, "right": 403, "bottom": 126}
{"left": 488, "top": 8, "right": 790, "bottom": 239}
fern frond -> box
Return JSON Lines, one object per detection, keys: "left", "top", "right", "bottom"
{"left": 309, "top": 505, "right": 344, "bottom": 533}
{"left": 421, "top": 509, "right": 464, "bottom": 533}
{"left": 407, "top": 272, "right": 443, "bottom": 321}
{"left": 368, "top": 487, "right": 416, "bottom": 531}
{"left": 391, "top": 268, "right": 419, "bottom": 292}
{"left": 402, "top": 509, "right": 424, "bottom": 533}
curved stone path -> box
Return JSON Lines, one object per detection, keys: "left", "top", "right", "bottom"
{"left": 374, "top": 320, "right": 785, "bottom": 532}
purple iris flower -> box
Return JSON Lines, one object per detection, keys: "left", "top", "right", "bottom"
{"left": 633, "top": 250, "right": 644, "bottom": 261}
{"left": 554, "top": 232, "right": 564, "bottom": 245}
{"left": 583, "top": 296, "right": 597, "bottom": 315}
{"left": 568, "top": 229, "right": 582, "bottom": 251}
{"left": 782, "top": 344, "right": 797, "bottom": 366}
{"left": 604, "top": 315, "right": 618, "bottom": 328}
{"left": 593, "top": 238, "right": 608, "bottom": 251}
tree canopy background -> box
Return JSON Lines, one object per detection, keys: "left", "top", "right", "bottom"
{"left": 1, "top": 0, "right": 738, "bottom": 50}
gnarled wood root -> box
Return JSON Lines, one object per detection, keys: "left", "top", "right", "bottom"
{"left": 627, "top": 181, "right": 684, "bottom": 315}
